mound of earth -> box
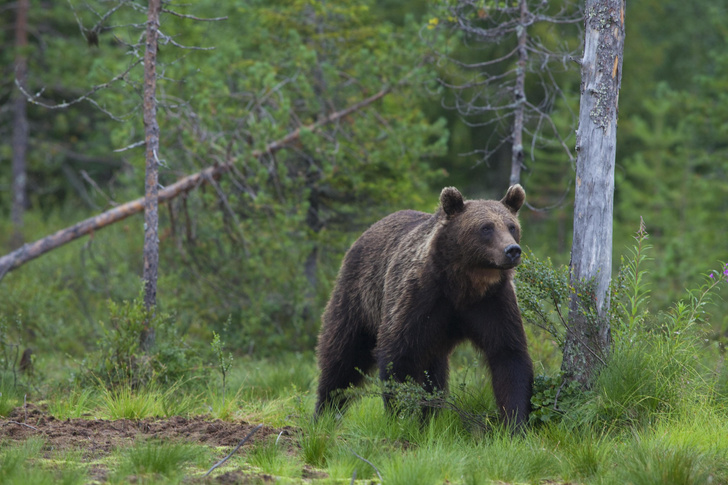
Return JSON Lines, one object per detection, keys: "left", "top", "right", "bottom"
{"left": 1, "top": 403, "right": 293, "bottom": 460}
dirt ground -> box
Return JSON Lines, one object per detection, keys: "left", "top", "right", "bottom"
{"left": 0, "top": 403, "right": 296, "bottom": 482}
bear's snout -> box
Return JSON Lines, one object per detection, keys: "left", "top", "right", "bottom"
{"left": 505, "top": 244, "right": 522, "bottom": 264}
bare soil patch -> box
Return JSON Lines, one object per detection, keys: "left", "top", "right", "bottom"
{"left": 1, "top": 403, "right": 293, "bottom": 461}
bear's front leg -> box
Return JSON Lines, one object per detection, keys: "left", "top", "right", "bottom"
{"left": 461, "top": 288, "right": 534, "bottom": 430}
{"left": 485, "top": 346, "right": 533, "bottom": 430}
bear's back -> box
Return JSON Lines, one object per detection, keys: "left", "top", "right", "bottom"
{"left": 349, "top": 209, "right": 433, "bottom": 263}
{"left": 334, "top": 209, "right": 435, "bottom": 327}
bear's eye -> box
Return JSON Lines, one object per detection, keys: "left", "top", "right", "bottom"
{"left": 481, "top": 223, "right": 495, "bottom": 235}
{"left": 508, "top": 224, "right": 518, "bottom": 236}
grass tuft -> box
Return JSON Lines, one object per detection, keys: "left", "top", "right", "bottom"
{"left": 47, "top": 387, "right": 94, "bottom": 419}
{"left": 619, "top": 443, "right": 707, "bottom": 485}
{"left": 298, "top": 412, "right": 337, "bottom": 468}
{"left": 114, "top": 440, "right": 202, "bottom": 481}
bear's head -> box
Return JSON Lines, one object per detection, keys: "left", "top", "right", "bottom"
{"left": 439, "top": 185, "right": 525, "bottom": 273}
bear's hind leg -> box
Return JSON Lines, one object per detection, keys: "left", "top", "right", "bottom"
{"left": 378, "top": 353, "right": 446, "bottom": 415}
{"left": 421, "top": 357, "right": 450, "bottom": 418}
{"left": 315, "top": 329, "right": 376, "bottom": 417}
{"left": 424, "top": 357, "right": 450, "bottom": 395}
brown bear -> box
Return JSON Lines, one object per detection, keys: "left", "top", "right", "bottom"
{"left": 315, "top": 185, "right": 533, "bottom": 428}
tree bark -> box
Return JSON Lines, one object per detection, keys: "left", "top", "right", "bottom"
{"left": 0, "top": 86, "right": 392, "bottom": 281}
{"left": 11, "top": 0, "right": 30, "bottom": 249}
{"left": 561, "top": 0, "right": 625, "bottom": 386}
{"left": 510, "top": 0, "right": 528, "bottom": 186}
{"left": 140, "top": 0, "right": 162, "bottom": 350}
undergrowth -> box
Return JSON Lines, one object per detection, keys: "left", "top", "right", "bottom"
{"left": 0, "top": 222, "right": 726, "bottom": 484}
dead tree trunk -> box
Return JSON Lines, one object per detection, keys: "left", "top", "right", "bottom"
{"left": 11, "top": 0, "right": 30, "bottom": 249}
{"left": 436, "top": 0, "right": 580, "bottom": 192}
{"left": 0, "top": 87, "right": 391, "bottom": 280}
{"left": 509, "top": 0, "right": 528, "bottom": 186}
{"left": 140, "top": 0, "right": 162, "bottom": 351}
{"left": 561, "top": 0, "right": 625, "bottom": 386}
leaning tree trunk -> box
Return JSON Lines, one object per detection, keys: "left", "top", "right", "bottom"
{"left": 561, "top": 0, "right": 625, "bottom": 386}
{"left": 11, "top": 0, "right": 30, "bottom": 249}
{"left": 141, "top": 0, "right": 162, "bottom": 351}
{"left": 0, "top": 86, "right": 391, "bottom": 280}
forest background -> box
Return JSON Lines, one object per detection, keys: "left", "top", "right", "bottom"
{"left": 1, "top": 0, "right": 727, "bottom": 368}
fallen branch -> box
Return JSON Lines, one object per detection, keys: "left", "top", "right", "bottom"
{"left": 204, "top": 423, "right": 263, "bottom": 477}
{"left": 0, "top": 85, "right": 392, "bottom": 280}
{"left": 351, "top": 449, "right": 383, "bottom": 483}
{"left": 4, "top": 421, "right": 39, "bottom": 431}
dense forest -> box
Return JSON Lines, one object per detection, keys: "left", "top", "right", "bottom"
{"left": 2, "top": 0, "right": 725, "bottom": 352}
{"left": 1, "top": 1, "right": 728, "bottom": 483}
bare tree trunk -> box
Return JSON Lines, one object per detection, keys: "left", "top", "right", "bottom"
{"left": 141, "top": 0, "right": 161, "bottom": 351}
{"left": 0, "top": 86, "right": 392, "bottom": 280}
{"left": 510, "top": 0, "right": 528, "bottom": 186}
{"left": 11, "top": 0, "right": 30, "bottom": 249}
{"left": 561, "top": 0, "right": 625, "bottom": 386}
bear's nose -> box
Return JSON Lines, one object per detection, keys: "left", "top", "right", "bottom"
{"left": 505, "top": 244, "right": 521, "bottom": 263}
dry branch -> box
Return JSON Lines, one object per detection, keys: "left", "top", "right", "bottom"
{"left": 0, "top": 86, "right": 392, "bottom": 280}
{"left": 204, "top": 424, "right": 263, "bottom": 477}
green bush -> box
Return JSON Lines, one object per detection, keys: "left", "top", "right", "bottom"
{"left": 529, "top": 374, "right": 581, "bottom": 426}
{"left": 518, "top": 223, "right": 727, "bottom": 431}
{"left": 76, "top": 291, "right": 201, "bottom": 389}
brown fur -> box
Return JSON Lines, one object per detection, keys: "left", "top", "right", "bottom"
{"left": 315, "top": 185, "right": 533, "bottom": 428}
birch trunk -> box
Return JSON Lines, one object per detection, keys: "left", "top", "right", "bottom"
{"left": 561, "top": 0, "right": 625, "bottom": 386}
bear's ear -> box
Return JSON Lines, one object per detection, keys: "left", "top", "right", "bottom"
{"left": 501, "top": 184, "right": 526, "bottom": 214}
{"left": 440, "top": 187, "right": 465, "bottom": 216}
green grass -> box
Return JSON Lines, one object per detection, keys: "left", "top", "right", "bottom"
{"left": 98, "top": 383, "right": 161, "bottom": 420}
{"left": 97, "top": 380, "right": 199, "bottom": 419}
{"left": 0, "top": 346, "right": 726, "bottom": 484}
{"left": 247, "top": 435, "right": 302, "bottom": 477}
{"left": 46, "top": 387, "right": 95, "bottom": 419}
{"left": 0, "top": 246, "right": 726, "bottom": 484}
{"left": 0, "top": 372, "right": 24, "bottom": 417}
{"left": 112, "top": 440, "right": 207, "bottom": 482}
{"left": 0, "top": 438, "right": 88, "bottom": 485}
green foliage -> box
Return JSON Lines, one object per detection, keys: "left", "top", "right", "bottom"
{"left": 516, "top": 251, "right": 571, "bottom": 345}
{"left": 577, "top": 229, "right": 727, "bottom": 429}
{"left": 79, "top": 292, "right": 200, "bottom": 389}
{"left": 612, "top": 217, "right": 653, "bottom": 343}
{"left": 529, "top": 374, "right": 581, "bottom": 426}
{"left": 0, "top": 315, "right": 23, "bottom": 382}
{"left": 517, "top": 222, "right": 727, "bottom": 432}
{"left": 145, "top": 0, "right": 449, "bottom": 353}
{"left": 0, "top": 315, "right": 33, "bottom": 416}
{"left": 210, "top": 318, "right": 234, "bottom": 406}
